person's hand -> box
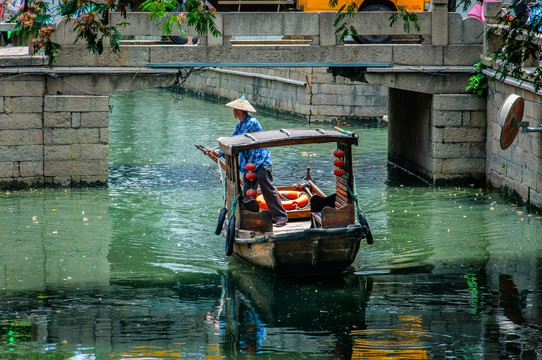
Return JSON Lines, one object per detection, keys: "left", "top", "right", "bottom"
{"left": 203, "top": 148, "right": 219, "bottom": 157}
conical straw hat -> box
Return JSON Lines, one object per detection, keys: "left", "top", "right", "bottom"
{"left": 225, "top": 96, "right": 256, "bottom": 113}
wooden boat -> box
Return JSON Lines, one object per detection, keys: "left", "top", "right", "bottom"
{"left": 197, "top": 128, "right": 373, "bottom": 274}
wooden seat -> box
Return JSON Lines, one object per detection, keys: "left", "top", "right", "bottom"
{"left": 312, "top": 204, "right": 355, "bottom": 229}
{"left": 239, "top": 199, "right": 273, "bottom": 232}
{"left": 240, "top": 209, "right": 273, "bottom": 232}
{"left": 310, "top": 193, "right": 335, "bottom": 225}
{"left": 311, "top": 173, "right": 354, "bottom": 229}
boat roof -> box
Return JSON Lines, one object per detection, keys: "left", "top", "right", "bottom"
{"left": 218, "top": 128, "right": 358, "bottom": 156}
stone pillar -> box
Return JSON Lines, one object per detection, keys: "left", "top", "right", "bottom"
{"left": 206, "top": 13, "right": 223, "bottom": 47}
{"left": 431, "top": 93, "right": 486, "bottom": 185}
{"left": 1, "top": 77, "right": 112, "bottom": 190}
{"left": 319, "top": 12, "right": 336, "bottom": 47}
{"left": 431, "top": 0, "right": 449, "bottom": 46}
{"left": 483, "top": 1, "right": 503, "bottom": 57}
{"left": 43, "top": 95, "right": 110, "bottom": 187}
{"left": 0, "top": 75, "right": 45, "bottom": 189}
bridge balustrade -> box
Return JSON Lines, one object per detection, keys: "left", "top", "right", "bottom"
{"left": 47, "top": 0, "right": 484, "bottom": 68}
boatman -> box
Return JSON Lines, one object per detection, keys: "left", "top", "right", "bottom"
{"left": 211, "top": 96, "right": 288, "bottom": 227}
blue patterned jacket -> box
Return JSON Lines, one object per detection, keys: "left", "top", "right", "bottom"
{"left": 217, "top": 115, "right": 272, "bottom": 174}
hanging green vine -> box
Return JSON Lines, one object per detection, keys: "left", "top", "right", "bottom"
{"left": 466, "top": 61, "right": 488, "bottom": 96}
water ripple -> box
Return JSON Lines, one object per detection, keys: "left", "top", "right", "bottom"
{"left": 109, "top": 163, "right": 221, "bottom": 190}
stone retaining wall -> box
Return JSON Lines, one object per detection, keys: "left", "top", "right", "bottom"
{"left": 183, "top": 67, "right": 388, "bottom": 123}
{"left": 486, "top": 80, "right": 542, "bottom": 210}
{"left": 0, "top": 75, "right": 109, "bottom": 189}
{"left": 0, "top": 75, "right": 45, "bottom": 189}
{"left": 43, "top": 95, "right": 109, "bottom": 187}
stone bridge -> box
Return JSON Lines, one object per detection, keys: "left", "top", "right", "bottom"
{"left": 1, "top": 1, "right": 541, "bottom": 209}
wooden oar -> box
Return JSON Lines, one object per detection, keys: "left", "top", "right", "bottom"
{"left": 195, "top": 144, "right": 245, "bottom": 186}
{"left": 194, "top": 144, "right": 226, "bottom": 171}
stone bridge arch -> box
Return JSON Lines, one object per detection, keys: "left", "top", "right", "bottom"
{"left": 0, "top": 1, "right": 504, "bottom": 191}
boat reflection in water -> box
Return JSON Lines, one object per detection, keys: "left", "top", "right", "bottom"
{"left": 207, "top": 268, "right": 447, "bottom": 359}
{"left": 214, "top": 270, "right": 373, "bottom": 357}
{"left": 0, "top": 268, "right": 451, "bottom": 358}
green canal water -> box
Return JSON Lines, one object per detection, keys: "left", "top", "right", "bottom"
{"left": 1, "top": 88, "right": 541, "bottom": 359}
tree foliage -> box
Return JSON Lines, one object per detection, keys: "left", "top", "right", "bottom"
{"left": 12, "top": 0, "right": 220, "bottom": 65}
{"left": 330, "top": 0, "right": 542, "bottom": 92}
{"left": 140, "top": 0, "right": 221, "bottom": 37}
{"left": 12, "top": 0, "right": 62, "bottom": 63}
{"left": 328, "top": 0, "right": 419, "bottom": 42}
{"left": 484, "top": 0, "right": 542, "bottom": 91}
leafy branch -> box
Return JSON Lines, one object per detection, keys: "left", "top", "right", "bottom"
{"left": 66, "top": 2, "right": 124, "bottom": 55}
{"left": 141, "top": 0, "right": 222, "bottom": 37}
{"left": 13, "top": 0, "right": 221, "bottom": 65}
{"left": 486, "top": 4, "right": 542, "bottom": 92}
{"left": 13, "top": 1, "right": 61, "bottom": 63}
{"left": 329, "top": 0, "right": 419, "bottom": 42}
{"left": 330, "top": 0, "right": 360, "bottom": 41}
{"left": 389, "top": 7, "right": 420, "bottom": 33}
{"left": 457, "top": 0, "right": 542, "bottom": 92}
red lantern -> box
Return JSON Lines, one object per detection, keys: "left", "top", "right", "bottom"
{"left": 245, "top": 163, "right": 256, "bottom": 171}
{"left": 334, "top": 168, "right": 345, "bottom": 177}
{"left": 333, "top": 150, "right": 345, "bottom": 159}
{"left": 333, "top": 159, "right": 345, "bottom": 167}
{"left": 246, "top": 188, "right": 257, "bottom": 198}
{"left": 246, "top": 172, "right": 257, "bottom": 181}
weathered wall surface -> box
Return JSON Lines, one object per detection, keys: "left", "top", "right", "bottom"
{"left": 386, "top": 87, "right": 486, "bottom": 186}
{"left": 43, "top": 95, "right": 110, "bottom": 187}
{"left": 0, "top": 71, "right": 174, "bottom": 189}
{"left": 183, "top": 67, "right": 388, "bottom": 123}
{"left": 0, "top": 75, "right": 110, "bottom": 188}
{"left": 431, "top": 93, "right": 487, "bottom": 185}
{"left": 0, "top": 75, "right": 46, "bottom": 189}
{"left": 486, "top": 81, "right": 542, "bottom": 210}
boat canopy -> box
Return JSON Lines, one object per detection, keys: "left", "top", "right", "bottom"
{"left": 218, "top": 128, "right": 358, "bottom": 156}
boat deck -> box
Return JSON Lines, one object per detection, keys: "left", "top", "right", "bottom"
{"left": 273, "top": 219, "right": 311, "bottom": 234}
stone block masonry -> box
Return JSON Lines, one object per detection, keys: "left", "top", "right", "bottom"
{"left": 486, "top": 81, "right": 542, "bottom": 211}
{"left": 431, "top": 94, "right": 487, "bottom": 184}
{"left": 0, "top": 74, "right": 110, "bottom": 189}
{"left": 183, "top": 67, "right": 388, "bottom": 123}
{"left": 388, "top": 89, "right": 487, "bottom": 187}
{"left": 43, "top": 95, "right": 109, "bottom": 187}
{"left": 0, "top": 76, "right": 46, "bottom": 189}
